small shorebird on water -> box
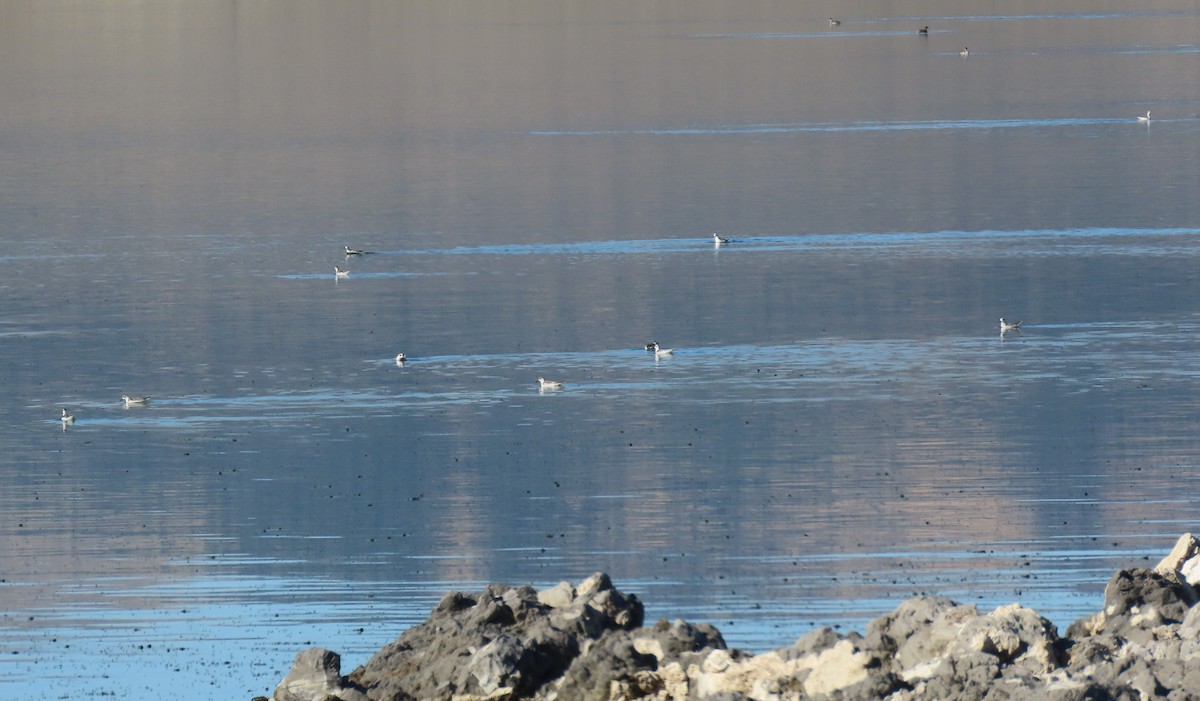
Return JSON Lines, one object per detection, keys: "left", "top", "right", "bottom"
{"left": 344, "top": 246, "right": 366, "bottom": 255}
{"left": 918, "top": 26, "right": 929, "bottom": 35}
{"left": 122, "top": 395, "right": 150, "bottom": 406}
{"left": 960, "top": 47, "right": 969, "bottom": 56}
{"left": 335, "top": 265, "right": 349, "bottom": 278}
{"left": 1000, "top": 318, "right": 1022, "bottom": 333}
{"left": 395, "top": 353, "right": 407, "bottom": 364}
{"left": 1137, "top": 111, "right": 1151, "bottom": 122}
{"left": 60, "top": 408, "right": 75, "bottom": 424}
{"left": 713, "top": 233, "right": 731, "bottom": 245}
{"left": 828, "top": 17, "right": 841, "bottom": 26}
{"left": 651, "top": 342, "right": 674, "bottom": 358}
{"left": 537, "top": 377, "right": 564, "bottom": 391}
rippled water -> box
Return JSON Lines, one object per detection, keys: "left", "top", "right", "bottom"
{"left": 2, "top": 1, "right": 1200, "bottom": 699}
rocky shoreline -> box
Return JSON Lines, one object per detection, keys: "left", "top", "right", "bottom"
{"left": 264, "top": 534, "right": 1200, "bottom": 700}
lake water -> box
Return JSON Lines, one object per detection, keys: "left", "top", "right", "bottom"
{"left": 2, "top": 1, "right": 1200, "bottom": 698}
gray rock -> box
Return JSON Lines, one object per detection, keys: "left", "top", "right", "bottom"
{"left": 784, "top": 626, "right": 844, "bottom": 660}
{"left": 1147, "top": 655, "right": 1187, "bottom": 696}
{"left": 864, "top": 595, "right": 968, "bottom": 663}
{"left": 982, "top": 676, "right": 1141, "bottom": 701}
{"left": 541, "top": 630, "right": 658, "bottom": 701}
{"left": 577, "top": 572, "right": 614, "bottom": 599}
{"left": 272, "top": 647, "right": 367, "bottom": 701}
{"left": 537, "top": 581, "right": 576, "bottom": 609}
{"left": 267, "top": 540, "right": 1200, "bottom": 701}
{"left": 1182, "top": 556, "right": 1200, "bottom": 588}
{"left": 949, "top": 603, "right": 1061, "bottom": 677}
{"left": 1104, "top": 568, "right": 1196, "bottom": 621}
{"left": 1116, "top": 656, "right": 1162, "bottom": 699}
{"left": 1156, "top": 533, "right": 1200, "bottom": 576}
{"left": 1178, "top": 604, "right": 1200, "bottom": 640}
{"left": 634, "top": 618, "right": 726, "bottom": 663}
{"left": 1064, "top": 635, "right": 1118, "bottom": 672}
{"left": 347, "top": 574, "right": 644, "bottom": 700}
{"left": 891, "top": 600, "right": 980, "bottom": 674}
{"left": 1068, "top": 567, "right": 1198, "bottom": 645}
{"left": 930, "top": 650, "right": 1000, "bottom": 700}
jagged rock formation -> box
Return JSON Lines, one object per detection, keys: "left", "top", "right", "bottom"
{"left": 267, "top": 534, "right": 1200, "bottom": 701}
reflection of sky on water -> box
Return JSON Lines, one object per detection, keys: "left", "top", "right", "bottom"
{"left": 0, "top": 537, "right": 1163, "bottom": 697}
{"left": 42, "top": 316, "right": 1200, "bottom": 433}
{"left": 390, "top": 227, "right": 1200, "bottom": 258}
{"left": 4, "top": 1, "right": 1200, "bottom": 699}
{"left": 530, "top": 117, "right": 1178, "bottom": 136}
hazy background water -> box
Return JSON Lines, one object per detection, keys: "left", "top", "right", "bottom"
{"left": 2, "top": 1, "right": 1200, "bottom": 698}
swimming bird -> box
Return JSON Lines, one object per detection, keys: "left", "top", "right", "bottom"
{"left": 918, "top": 26, "right": 929, "bottom": 35}
{"left": 1137, "top": 111, "right": 1151, "bottom": 122}
{"left": 537, "top": 377, "right": 564, "bottom": 390}
{"left": 1000, "top": 318, "right": 1022, "bottom": 332}
{"left": 644, "top": 341, "right": 659, "bottom": 351}
{"left": 335, "top": 265, "right": 349, "bottom": 277}
{"left": 829, "top": 17, "right": 841, "bottom": 26}
{"left": 652, "top": 342, "right": 675, "bottom": 357}
{"left": 960, "top": 47, "right": 969, "bottom": 56}
{"left": 344, "top": 246, "right": 365, "bottom": 255}
{"left": 121, "top": 395, "right": 150, "bottom": 406}
{"left": 60, "top": 408, "right": 75, "bottom": 423}
{"left": 395, "top": 353, "right": 407, "bottom": 364}
{"left": 713, "top": 233, "right": 730, "bottom": 245}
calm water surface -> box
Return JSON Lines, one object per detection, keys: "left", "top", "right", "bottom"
{"left": 3, "top": 2, "right": 1200, "bottom": 698}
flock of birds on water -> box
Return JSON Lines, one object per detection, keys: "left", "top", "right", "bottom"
{"left": 823, "top": 19, "right": 972, "bottom": 58}
{"left": 825, "top": 19, "right": 1156, "bottom": 119}
{"left": 53, "top": 18, "right": 1158, "bottom": 428}
{"left": 56, "top": 234, "right": 1026, "bottom": 427}
{"left": 59, "top": 395, "right": 149, "bottom": 428}
{"left": 347, "top": 236, "right": 687, "bottom": 394}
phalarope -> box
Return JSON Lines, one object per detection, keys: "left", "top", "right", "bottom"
{"left": 829, "top": 17, "right": 841, "bottom": 26}
{"left": 395, "top": 353, "right": 407, "bottom": 364}
{"left": 644, "top": 341, "right": 658, "bottom": 351}
{"left": 1137, "top": 111, "right": 1151, "bottom": 122}
{"left": 537, "top": 377, "right": 564, "bottom": 390}
{"left": 121, "top": 395, "right": 150, "bottom": 406}
{"left": 335, "top": 265, "right": 350, "bottom": 277}
{"left": 713, "top": 233, "right": 730, "bottom": 245}
{"left": 344, "top": 246, "right": 366, "bottom": 255}
{"left": 959, "top": 47, "right": 969, "bottom": 56}
{"left": 1000, "top": 318, "right": 1022, "bottom": 332}
{"left": 918, "top": 26, "right": 929, "bottom": 35}
{"left": 652, "top": 342, "right": 674, "bottom": 357}
{"left": 60, "top": 408, "right": 75, "bottom": 423}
